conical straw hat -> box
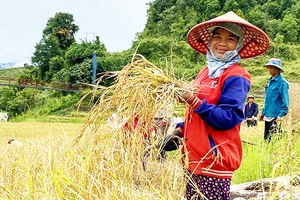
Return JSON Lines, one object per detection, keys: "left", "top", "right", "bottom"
{"left": 187, "top": 11, "right": 270, "bottom": 58}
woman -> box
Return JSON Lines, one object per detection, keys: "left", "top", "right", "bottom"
{"left": 163, "top": 11, "right": 270, "bottom": 199}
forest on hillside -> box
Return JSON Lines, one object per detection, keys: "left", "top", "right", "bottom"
{"left": 1, "top": 0, "right": 300, "bottom": 118}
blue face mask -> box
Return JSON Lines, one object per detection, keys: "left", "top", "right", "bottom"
{"left": 206, "top": 50, "right": 241, "bottom": 78}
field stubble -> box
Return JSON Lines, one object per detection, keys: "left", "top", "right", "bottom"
{"left": 0, "top": 118, "right": 300, "bottom": 199}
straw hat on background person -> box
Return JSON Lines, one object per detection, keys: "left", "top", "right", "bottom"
{"left": 187, "top": 11, "right": 270, "bottom": 59}
{"left": 247, "top": 95, "right": 255, "bottom": 101}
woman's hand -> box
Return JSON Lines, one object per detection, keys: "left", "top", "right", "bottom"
{"left": 176, "top": 90, "right": 194, "bottom": 104}
{"left": 158, "top": 129, "right": 183, "bottom": 151}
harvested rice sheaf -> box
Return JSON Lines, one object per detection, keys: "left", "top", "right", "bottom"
{"left": 75, "top": 54, "right": 196, "bottom": 143}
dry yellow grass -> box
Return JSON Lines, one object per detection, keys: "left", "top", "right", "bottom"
{"left": 289, "top": 82, "right": 300, "bottom": 126}
{"left": 1, "top": 118, "right": 300, "bottom": 199}
{"left": 0, "top": 122, "right": 186, "bottom": 199}
{"left": 0, "top": 122, "right": 82, "bottom": 199}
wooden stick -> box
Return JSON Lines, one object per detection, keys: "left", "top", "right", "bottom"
{"left": 242, "top": 139, "right": 256, "bottom": 145}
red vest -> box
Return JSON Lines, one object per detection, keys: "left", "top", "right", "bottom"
{"left": 183, "top": 64, "right": 251, "bottom": 179}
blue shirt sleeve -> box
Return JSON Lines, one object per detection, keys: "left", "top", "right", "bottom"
{"left": 278, "top": 81, "right": 289, "bottom": 117}
{"left": 175, "top": 122, "right": 184, "bottom": 129}
{"left": 194, "top": 76, "right": 250, "bottom": 130}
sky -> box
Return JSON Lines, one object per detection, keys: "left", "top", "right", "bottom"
{"left": 0, "top": 0, "right": 150, "bottom": 65}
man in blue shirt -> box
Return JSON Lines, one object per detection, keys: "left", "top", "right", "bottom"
{"left": 259, "top": 58, "right": 289, "bottom": 142}
{"left": 244, "top": 95, "right": 259, "bottom": 127}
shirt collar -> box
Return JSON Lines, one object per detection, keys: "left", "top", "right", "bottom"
{"left": 270, "top": 73, "right": 281, "bottom": 81}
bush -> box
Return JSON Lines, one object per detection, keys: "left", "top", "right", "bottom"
{"left": 267, "top": 43, "right": 299, "bottom": 61}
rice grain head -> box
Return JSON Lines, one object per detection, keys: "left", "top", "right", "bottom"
{"left": 75, "top": 54, "right": 196, "bottom": 144}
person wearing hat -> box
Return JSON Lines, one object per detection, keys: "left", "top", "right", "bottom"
{"left": 244, "top": 95, "right": 259, "bottom": 127}
{"left": 171, "top": 111, "right": 183, "bottom": 129}
{"left": 259, "top": 58, "right": 289, "bottom": 142}
{"left": 161, "top": 11, "right": 270, "bottom": 200}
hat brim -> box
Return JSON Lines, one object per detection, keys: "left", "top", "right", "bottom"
{"left": 187, "top": 11, "right": 270, "bottom": 59}
{"left": 208, "top": 24, "right": 243, "bottom": 38}
{"left": 264, "top": 64, "right": 284, "bottom": 73}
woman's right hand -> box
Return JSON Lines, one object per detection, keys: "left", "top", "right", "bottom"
{"left": 159, "top": 129, "right": 183, "bottom": 151}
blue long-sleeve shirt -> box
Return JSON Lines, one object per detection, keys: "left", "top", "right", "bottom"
{"left": 261, "top": 74, "right": 289, "bottom": 118}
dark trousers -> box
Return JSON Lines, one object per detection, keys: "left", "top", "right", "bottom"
{"left": 246, "top": 119, "right": 257, "bottom": 127}
{"left": 264, "top": 119, "right": 278, "bottom": 142}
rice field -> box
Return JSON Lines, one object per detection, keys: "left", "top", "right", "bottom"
{"left": 0, "top": 118, "right": 300, "bottom": 199}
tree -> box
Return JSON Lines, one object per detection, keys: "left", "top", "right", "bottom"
{"left": 65, "top": 36, "right": 107, "bottom": 66}
{"left": 43, "top": 12, "right": 79, "bottom": 51}
{"left": 0, "top": 88, "right": 17, "bottom": 112}
{"left": 279, "top": 14, "right": 299, "bottom": 43}
{"left": 69, "top": 59, "right": 93, "bottom": 84}
{"left": 7, "top": 89, "right": 38, "bottom": 116}
{"left": 32, "top": 35, "right": 63, "bottom": 80}
{"left": 47, "top": 56, "right": 66, "bottom": 81}
{"left": 31, "top": 12, "right": 79, "bottom": 80}
{"left": 263, "top": 1, "right": 282, "bottom": 19}
{"left": 63, "top": 36, "right": 108, "bottom": 84}
{"left": 247, "top": 8, "right": 268, "bottom": 30}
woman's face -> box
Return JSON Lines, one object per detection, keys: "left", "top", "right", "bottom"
{"left": 210, "top": 28, "right": 239, "bottom": 58}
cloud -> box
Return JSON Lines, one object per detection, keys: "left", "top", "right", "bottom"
{"left": 0, "top": 0, "right": 149, "bottom": 64}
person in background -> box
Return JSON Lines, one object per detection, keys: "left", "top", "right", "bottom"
{"left": 244, "top": 95, "right": 259, "bottom": 127}
{"left": 171, "top": 111, "right": 183, "bottom": 129}
{"left": 152, "top": 112, "right": 171, "bottom": 161}
{"left": 259, "top": 58, "right": 289, "bottom": 142}
{"left": 153, "top": 114, "right": 170, "bottom": 138}
{"left": 161, "top": 11, "right": 270, "bottom": 200}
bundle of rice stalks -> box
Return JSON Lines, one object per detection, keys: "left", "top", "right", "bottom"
{"left": 75, "top": 54, "right": 195, "bottom": 144}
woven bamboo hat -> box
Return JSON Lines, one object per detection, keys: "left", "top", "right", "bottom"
{"left": 187, "top": 11, "right": 270, "bottom": 59}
